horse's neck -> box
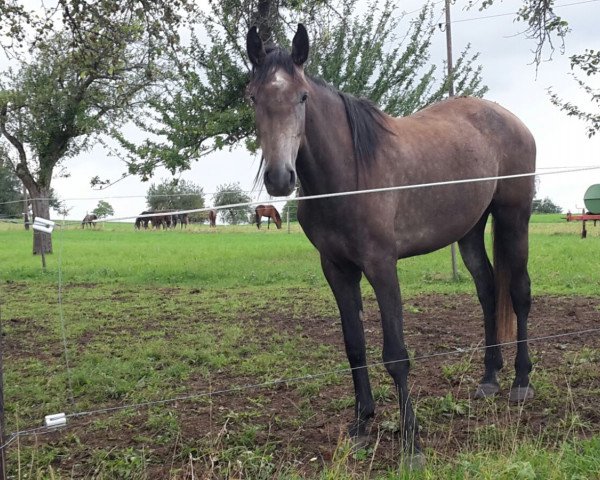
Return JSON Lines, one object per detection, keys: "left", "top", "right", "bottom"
{"left": 297, "top": 86, "right": 357, "bottom": 195}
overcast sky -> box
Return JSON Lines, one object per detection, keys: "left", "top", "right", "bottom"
{"left": 5, "top": 0, "right": 600, "bottom": 220}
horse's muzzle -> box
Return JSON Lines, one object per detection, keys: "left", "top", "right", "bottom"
{"left": 264, "top": 167, "right": 296, "bottom": 197}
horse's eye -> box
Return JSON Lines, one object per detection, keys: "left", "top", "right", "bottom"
{"left": 249, "top": 94, "right": 256, "bottom": 104}
{"left": 300, "top": 92, "right": 308, "bottom": 103}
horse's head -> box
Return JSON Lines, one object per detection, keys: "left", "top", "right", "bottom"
{"left": 246, "top": 24, "right": 310, "bottom": 197}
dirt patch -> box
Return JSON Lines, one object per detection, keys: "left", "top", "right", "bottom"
{"left": 10, "top": 294, "right": 600, "bottom": 478}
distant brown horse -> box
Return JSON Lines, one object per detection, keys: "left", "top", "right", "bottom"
{"left": 208, "top": 209, "right": 217, "bottom": 228}
{"left": 82, "top": 213, "right": 98, "bottom": 229}
{"left": 177, "top": 213, "right": 189, "bottom": 228}
{"left": 255, "top": 204, "right": 282, "bottom": 229}
{"left": 150, "top": 212, "right": 173, "bottom": 229}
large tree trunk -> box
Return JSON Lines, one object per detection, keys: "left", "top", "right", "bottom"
{"left": 29, "top": 184, "right": 53, "bottom": 255}
{"left": 253, "top": 0, "right": 278, "bottom": 44}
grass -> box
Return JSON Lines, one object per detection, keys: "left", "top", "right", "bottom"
{"left": 2, "top": 214, "right": 600, "bottom": 294}
{"left": 0, "top": 214, "right": 599, "bottom": 478}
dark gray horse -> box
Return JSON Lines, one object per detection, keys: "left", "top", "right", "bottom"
{"left": 81, "top": 213, "right": 98, "bottom": 229}
{"left": 247, "top": 24, "right": 536, "bottom": 457}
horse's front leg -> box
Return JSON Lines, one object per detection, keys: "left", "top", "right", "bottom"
{"left": 321, "top": 256, "right": 375, "bottom": 446}
{"left": 363, "top": 257, "right": 421, "bottom": 456}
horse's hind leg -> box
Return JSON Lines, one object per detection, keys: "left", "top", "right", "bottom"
{"left": 321, "top": 256, "right": 374, "bottom": 446}
{"left": 458, "top": 210, "right": 503, "bottom": 397}
{"left": 492, "top": 206, "right": 534, "bottom": 403}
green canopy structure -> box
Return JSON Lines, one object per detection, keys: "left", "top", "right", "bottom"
{"left": 584, "top": 184, "right": 600, "bottom": 214}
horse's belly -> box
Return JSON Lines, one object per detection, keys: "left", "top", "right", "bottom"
{"left": 393, "top": 184, "right": 494, "bottom": 258}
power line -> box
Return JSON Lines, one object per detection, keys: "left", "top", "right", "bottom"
{"left": 451, "top": 0, "right": 600, "bottom": 24}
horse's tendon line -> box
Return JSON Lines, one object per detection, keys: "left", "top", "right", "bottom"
{"left": 4, "top": 326, "right": 599, "bottom": 449}
{"left": 96, "top": 165, "right": 600, "bottom": 223}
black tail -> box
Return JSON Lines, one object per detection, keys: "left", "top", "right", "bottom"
{"left": 492, "top": 217, "right": 516, "bottom": 342}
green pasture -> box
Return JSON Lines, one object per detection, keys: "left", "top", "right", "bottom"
{"left": 0, "top": 214, "right": 599, "bottom": 479}
{"left": 1, "top": 213, "right": 599, "bottom": 295}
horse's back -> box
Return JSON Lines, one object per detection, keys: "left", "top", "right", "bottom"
{"left": 404, "top": 97, "right": 535, "bottom": 169}
{"left": 300, "top": 97, "right": 536, "bottom": 261}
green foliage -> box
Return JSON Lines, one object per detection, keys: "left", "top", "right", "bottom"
{"left": 0, "top": 1, "right": 193, "bottom": 252}
{"left": 124, "top": 0, "right": 487, "bottom": 176}
{"left": 1, "top": 25, "right": 160, "bottom": 184}
{"left": 282, "top": 200, "right": 298, "bottom": 223}
{"left": 213, "top": 182, "right": 253, "bottom": 225}
{"left": 92, "top": 200, "right": 115, "bottom": 219}
{"left": 145, "top": 178, "right": 206, "bottom": 221}
{"left": 309, "top": 1, "right": 487, "bottom": 116}
{"left": 532, "top": 196, "right": 562, "bottom": 214}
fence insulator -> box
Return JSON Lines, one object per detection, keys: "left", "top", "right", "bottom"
{"left": 32, "top": 218, "right": 55, "bottom": 234}
{"left": 44, "top": 413, "right": 66, "bottom": 428}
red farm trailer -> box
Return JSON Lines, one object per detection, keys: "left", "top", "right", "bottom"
{"left": 564, "top": 184, "right": 600, "bottom": 238}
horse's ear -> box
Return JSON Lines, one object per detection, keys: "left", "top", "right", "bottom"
{"left": 291, "top": 24, "right": 309, "bottom": 66}
{"left": 247, "top": 26, "right": 266, "bottom": 67}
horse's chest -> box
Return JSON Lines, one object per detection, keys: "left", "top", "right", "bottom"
{"left": 298, "top": 203, "right": 372, "bottom": 262}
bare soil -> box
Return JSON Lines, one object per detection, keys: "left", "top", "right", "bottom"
{"left": 10, "top": 294, "right": 600, "bottom": 478}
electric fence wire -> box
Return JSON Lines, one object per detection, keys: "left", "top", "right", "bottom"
{"left": 90, "top": 165, "right": 600, "bottom": 224}
{"left": 1, "top": 326, "right": 599, "bottom": 451}
{"left": 57, "top": 220, "right": 75, "bottom": 406}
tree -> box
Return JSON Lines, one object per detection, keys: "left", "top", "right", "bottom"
{"left": 117, "top": 0, "right": 487, "bottom": 177}
{"left": 0, "top": 1, "right": 193, "bottom": 254}
{"left": 532, "top": 197, "right": 562, "bottom": 214}
{"left": 92, "top": 200, "right": 115, "bottom": 219}
{"left": 307, "top": 2, "right": 486, "bottom": 116}
{"left": 146, "top": 179, "right": 206, "bottom": 222}
{"left": 213, "top": 183, "right": 252, "bottom": 225}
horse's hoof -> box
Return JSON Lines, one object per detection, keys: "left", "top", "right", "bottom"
{"left": 348, "top": 417, "right": 372, "bottom": 449}
{"left": 473, "top": 382, "right": 500, "bottom": 399}
{"left": 349, "top": 434, "right": 371, "bottom": 452}
{"left": 402, "top": 451, "right": 426, "bottom": 471}
{"left": 509, "top": 385, "right": 534, "bottom": 403}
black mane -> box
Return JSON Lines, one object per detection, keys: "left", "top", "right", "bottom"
{"left": 337, "top": 91, "right": 390, "bottom": 167}
{"left": 250, "top": 48, "right": 390, "bottom": 167}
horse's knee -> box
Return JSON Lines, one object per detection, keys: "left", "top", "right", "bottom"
{"left": 383, "top": 347, "right": 410, "bottom": 380}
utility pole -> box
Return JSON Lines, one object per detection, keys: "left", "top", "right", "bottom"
{"left": 0, "top": 303, "right": 6, "bottom": 480}
{"left": 445, "top": 0, "right": 459, "bottom": 282}
{"left": 445, "top": 0, "right": 455, "bottom": 98}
